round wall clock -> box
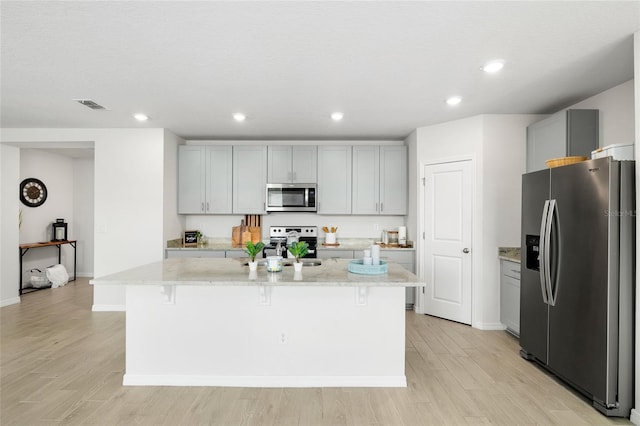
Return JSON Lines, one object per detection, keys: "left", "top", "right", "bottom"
{"left": 20, "top": 178, "right": 48, "bottom": 207}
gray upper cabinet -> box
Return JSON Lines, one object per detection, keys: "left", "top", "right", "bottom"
{"left": 352, "top": 146, "right": 380, "bottom": 214}
{"left": 178, "top": 145, "right": 205, "bottom": 214}
{"left": 352, "top": 145, "right": 407, "bottom": 215}
{"left": 380, "top": 146, "right": 407, "bottom": 215}
{"left": 317, "top": 146, "right": 352, "bottom": 214}
{"left": 205, "top": 146, "right": 233, "bottom": 214}
{"left": 526, "top": 109, "right": 598, "bottom": 172}
{"left": 233, "top": 145, "right": 267, "bottom": 214}
{"left": 178, "top": 145, "right": 232, "bottom": 214}
{"left": 267, "top": 146, "right": 317, "bottom": 183}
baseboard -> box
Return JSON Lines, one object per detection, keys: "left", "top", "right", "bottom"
{"left": 92, "top": 304, "right": 125, "bottom": 312}
{"left": 76, "top": 272, "right": 94, "bottom": 278}
{"left": 474, "top": 322, "right": 507, "bottom": 331}
{"left": 0, "top": 297, "right": 21, "bottom": 307}
{"left": 123, "top": 374, "right": 407, "bottom": 388}
{"left": 630, "top": 408, "right": 640, "bottom": 425}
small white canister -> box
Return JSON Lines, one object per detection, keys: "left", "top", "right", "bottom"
{"left": 266, "top": 256, "right": 283, "bottom": 272}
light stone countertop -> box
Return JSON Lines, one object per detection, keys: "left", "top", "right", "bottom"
{"left": 498, "top": 247, "right": 521, "bottom": 263}
{"left": 90, "top": 258, "right": 424, "bottom": 287}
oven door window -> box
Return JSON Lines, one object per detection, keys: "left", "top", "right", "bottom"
{"left": 268, "top": 188, "right": 306, "bottom": 207}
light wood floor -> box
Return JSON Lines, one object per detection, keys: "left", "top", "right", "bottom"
{"left": 1, "top": 279, "right": 631, "bottom": 426}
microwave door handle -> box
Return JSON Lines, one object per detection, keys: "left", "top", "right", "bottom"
{"left": 539, "top": 200, "right": 550, "bottom": 304}
{"left": 305, "top": 188, "right": 309, "bottom": 207}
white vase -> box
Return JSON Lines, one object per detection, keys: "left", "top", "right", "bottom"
{"left": 248, "top": 261, "right": 258, "bottom": 271}
{"left": 293, "top": 262, "right": 303, "bottom": 272}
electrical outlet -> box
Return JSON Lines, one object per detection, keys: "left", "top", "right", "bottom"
{"left": 279, "top": 332, "right": 288, "bottom": 344}
{"left": 374, "top": 223, "right": 379, "bottom": 231}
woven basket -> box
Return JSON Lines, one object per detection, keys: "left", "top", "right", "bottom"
{"left": 545, "top": 156, "right": 587, "bottom": 168}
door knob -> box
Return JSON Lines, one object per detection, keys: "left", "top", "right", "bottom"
{"left": 462, "top": 248, "right": 470, "bottom": 253}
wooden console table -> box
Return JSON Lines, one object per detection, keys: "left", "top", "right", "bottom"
{"left": 19, "top": 240, "right": 77, "bottom": 295}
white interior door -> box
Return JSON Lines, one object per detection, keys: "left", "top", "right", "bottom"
{"left": 421, "top": 160, "right": 472, "bottom": 324}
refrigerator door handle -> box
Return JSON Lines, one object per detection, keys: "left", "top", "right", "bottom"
{"left": 539, "top": 200, "right": 550, "bottom": 304}
{"left": 545, "top": 199, "right": 557, "bottom": 306}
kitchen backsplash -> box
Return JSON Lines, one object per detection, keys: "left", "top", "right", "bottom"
{"left": 184, "top": 213, "right": 407, "bottom": 240}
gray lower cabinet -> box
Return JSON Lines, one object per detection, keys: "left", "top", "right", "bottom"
{"left": 500, "top": 259, "right": 521, "bottom": 336}
{"left": 225, "top": 250, "right": 247, "bottom": 258}
{"left": 382, "top": 251, "right": 416, "bottom": 308}
{"left": 316, "top": 249, "right": 354, "bottom": 259}
{"left": 526, "top": 109, "right": 598, "bottom": 172}
{"left": 166, "top": 250, "right": 225, "bottom": 259}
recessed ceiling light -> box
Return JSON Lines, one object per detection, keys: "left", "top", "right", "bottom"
{"left": 134, "top": 113, "right": 149, "bottom": 121}
{"left": 233, "top": 113, "right": 246, "bottom": 122}
{"left": 482, "top": 60, "right": 505, "bottom": 73}
{"left": 331, "top": 112, "right": 344, "bottom": 121}
{"left": 446, "top": 96, "right": 462, "bottom": 106}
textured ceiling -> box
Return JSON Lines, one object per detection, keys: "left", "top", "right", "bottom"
{"left": 1, "top": 1, "right": 638, "bottom": 140}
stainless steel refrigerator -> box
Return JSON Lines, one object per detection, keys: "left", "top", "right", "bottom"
{"left": 520, "top": 157, "right": 635, "bottom": 417}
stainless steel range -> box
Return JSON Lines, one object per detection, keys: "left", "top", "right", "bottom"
{"left": 262, "top": 226, "right": 318, "bottom": 258}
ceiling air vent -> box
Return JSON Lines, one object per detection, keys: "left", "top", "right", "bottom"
{"left": 73, "top": 99, "right": 108, "bottom": 110}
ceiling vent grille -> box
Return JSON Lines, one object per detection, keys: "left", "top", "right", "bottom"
{"left": 74, "top": 99, "right": 107, "bottom": 110}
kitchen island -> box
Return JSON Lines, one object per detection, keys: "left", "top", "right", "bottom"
{"left": 90, "top": 257, "right": 424, "bottom": 388}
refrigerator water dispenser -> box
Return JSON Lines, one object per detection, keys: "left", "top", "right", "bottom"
{"left": 525, "top": 235, "right": 540, "bottom": 271}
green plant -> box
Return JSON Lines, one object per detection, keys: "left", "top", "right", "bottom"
{"left": 245, "top": 241, "right": 265, "bottom": 262}
{"left": 287, "top": 241, "right": 309, "bottom": 263}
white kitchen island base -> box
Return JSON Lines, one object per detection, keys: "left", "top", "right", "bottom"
{"left": 91, "top": 258, "right": 424, "bottom": 388}
{"left": 125, "top": 284, "right": 406, "bottom": 387}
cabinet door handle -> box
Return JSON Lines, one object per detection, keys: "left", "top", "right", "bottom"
{"left": 207, "top": 202, "right": 210, "bottom": 212}
{"left": 376, "top": 202, "right": 379, "bottom": 212}
{"left": 201, "top": 202, "right": 205, "bottom": 212}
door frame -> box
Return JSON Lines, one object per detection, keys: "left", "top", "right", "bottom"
{"left": 416, "top": 156, "right": 477, "bottom": 327}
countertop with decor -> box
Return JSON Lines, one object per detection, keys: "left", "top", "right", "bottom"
{"left": 90, "top": 257, "right": 424, "bottom": 287}
{"left": 498, "top": 247, "right": 521, "bottom": 263}
{"left": 166, "top": 238, "right": 416, "bottom": 252}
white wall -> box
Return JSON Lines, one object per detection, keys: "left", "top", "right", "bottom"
{"left": 1, "top": 128, "right": 169, "bottom": 310}
{"left": 481, "top": 114, "right": 543, "bottom": 326}
{"left": 163, "top": 129, "right": 185, "bottom": 244}
{"left": 0, "top": 145, "right": 21, "bottom": 307}
{"left": 411, "top": 114, "right": 542, "bottom": 329}
{"left": 73, "top": 157, "right": 95, "bottom": 277}
{"left": 405, "top": 130, "right": 419, "bottom": 244}
{"left": 570, "top": 79, "right": 635, "bottom": 147}
{"left": 412, "top": 115, "right": 485, "bottom": 326}
{"left": 19, "top": 149, "right": 75, "bottom": 281}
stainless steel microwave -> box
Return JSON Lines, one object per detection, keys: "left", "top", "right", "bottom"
{"left": 266, "top": 183, "right": 317, "bottom": 212}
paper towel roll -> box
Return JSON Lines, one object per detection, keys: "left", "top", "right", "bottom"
{"left": 398, "top": 226, "right": 407, "bottom": 245}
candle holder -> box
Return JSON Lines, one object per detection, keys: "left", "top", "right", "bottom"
{"left": 52, "top": 219, "right": 67, "bottom": 241}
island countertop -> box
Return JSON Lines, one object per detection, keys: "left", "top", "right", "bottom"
{"left": 90, "top": 257, "right": 424, "bottom": 287}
